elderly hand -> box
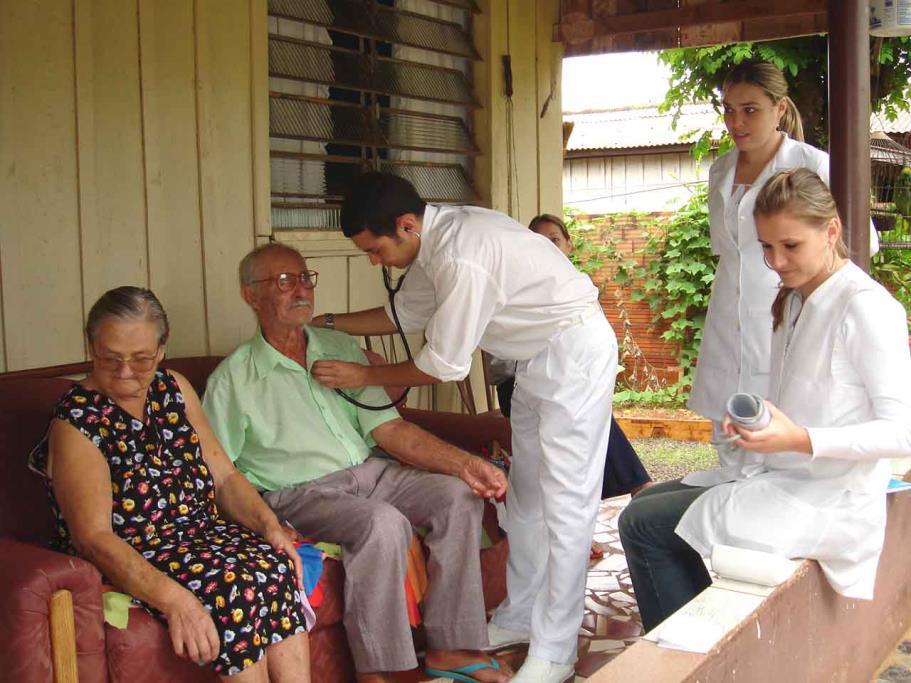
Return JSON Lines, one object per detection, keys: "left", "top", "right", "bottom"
{"left": 724, "top": 401, "right": 813, "bottom": 455}
{"left": 459, "top": 456, "right": 508, "bottom": 499}
{"left": 311, "top": 360, "right": 369, "bottom": 389}
{"left": 263, "top": 523, "right": 304, "bottom": 592}
{"left": 161, "top": 586, "right": 220, "bottom": 665}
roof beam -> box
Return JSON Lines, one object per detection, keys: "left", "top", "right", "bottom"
{"left": 556, "top": 0, "right": 828, "bottom": 44}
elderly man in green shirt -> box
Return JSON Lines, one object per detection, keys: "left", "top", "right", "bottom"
{"left": 202, "top": 243, "right": 510, "bottom": 683}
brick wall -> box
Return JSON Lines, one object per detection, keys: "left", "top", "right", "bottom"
{"left": 581, "top": 212, "right": 683, "bottom": 389}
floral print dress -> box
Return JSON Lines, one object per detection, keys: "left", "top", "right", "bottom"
{"left": 30, "top": 370, "right": 311, "bottom": 676}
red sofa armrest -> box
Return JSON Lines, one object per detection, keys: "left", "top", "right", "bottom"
{"left": 398, "top": 407, "right": 511, "bottom": 454}
{"left": 0, "top": 539, "right": 108, "bottom": 682}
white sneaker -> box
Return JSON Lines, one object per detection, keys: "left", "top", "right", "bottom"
{"left": 511, "top": 655, "right": 575, "bottom": 683}
{"left": 482, "top": 621, "right": 530, "bottom": 651}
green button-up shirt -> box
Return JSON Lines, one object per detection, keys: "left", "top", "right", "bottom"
{"left": 202, "top": 326, "right": 400, "bottom": 491}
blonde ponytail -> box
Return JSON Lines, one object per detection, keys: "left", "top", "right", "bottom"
{"left": 770, "top": 288, "right": 791, "bottom": 333}
{"left": 778, "top": 96, "right": 804, "bottom": 142}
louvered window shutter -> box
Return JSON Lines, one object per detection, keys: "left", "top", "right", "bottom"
{"left": 268, "top": 0, "right": 480, "bottom": 231}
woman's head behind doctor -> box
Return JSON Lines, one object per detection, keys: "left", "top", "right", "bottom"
{"left": 529, "top": 214, "right": 573, "bottom": 257}
{"left": 754, "top": 168, "right": 848, "bottom": 330}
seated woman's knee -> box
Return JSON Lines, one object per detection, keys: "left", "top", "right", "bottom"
{"left": 618, "top": 498, "right": 650, "bottom": 541}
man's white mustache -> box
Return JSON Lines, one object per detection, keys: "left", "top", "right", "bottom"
{"left": 290, "top": 299, "right": 312, "bottom": 309}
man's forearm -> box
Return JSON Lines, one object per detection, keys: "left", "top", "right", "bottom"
{"left": 374, "top": 419, "right": 470, "bottom": 477}
{"left": 313, "top": 307, "right": 397, "bottom": 335}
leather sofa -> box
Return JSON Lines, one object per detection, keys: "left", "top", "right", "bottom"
{"left": 0, "top": 356, "right": 510, "bottom": 682}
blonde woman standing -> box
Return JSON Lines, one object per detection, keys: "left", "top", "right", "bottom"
{"left": 687, "top": 61, "right": 878, "bottom": 479}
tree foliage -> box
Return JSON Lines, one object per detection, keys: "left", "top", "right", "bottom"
{"left": 659, "top": 36, "right": 911, "bottom": 150}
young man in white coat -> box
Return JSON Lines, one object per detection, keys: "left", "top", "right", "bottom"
{"left": 310, "top": 172, "right": 618, "bottom": 683}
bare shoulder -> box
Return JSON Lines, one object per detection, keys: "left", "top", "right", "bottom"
{"left": 47, "top": 417, "right": 108, "bottom": 479}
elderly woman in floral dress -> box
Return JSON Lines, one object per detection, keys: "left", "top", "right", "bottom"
{"left": 30, "top": 286, "right": 313, "bottom": 681}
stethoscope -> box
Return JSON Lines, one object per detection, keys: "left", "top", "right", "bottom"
{"left": 333, "top": 228, "right": 420, "bottom": 411}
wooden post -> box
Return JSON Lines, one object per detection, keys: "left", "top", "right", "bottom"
{"left": 49, "top": 589, "right": 79, "bottom": 683}
{"left": 828, "top": 0, "right": 871, "bottom": 269}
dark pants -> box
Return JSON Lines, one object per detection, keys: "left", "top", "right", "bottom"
{"left": 617, "top": 479, "right": 712, "bottom": 631}
{"left": 496, "top": 379, "right": 651, "bottom": 498}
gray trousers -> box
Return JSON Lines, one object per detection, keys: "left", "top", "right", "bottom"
{"left": 262, "top": 457, "right": 488, "bottom": 673}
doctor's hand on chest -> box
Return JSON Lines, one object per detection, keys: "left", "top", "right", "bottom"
{"left": 311, "top": 359, "right": 369, "bottom": 389}
{"left": 723, "top": 401, "right": 813, "bottom": 455}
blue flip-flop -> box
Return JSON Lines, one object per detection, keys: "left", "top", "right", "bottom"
{"left": 425, "top": 657, "right": 500, "bottom": 682}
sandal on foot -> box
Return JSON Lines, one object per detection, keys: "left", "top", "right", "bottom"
{"left": 425, "top": 657, "right": 501, "bottom": 682}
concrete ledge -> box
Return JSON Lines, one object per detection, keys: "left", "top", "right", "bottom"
{"left": 590, "top": 493, "right": 911, "bottom": 682}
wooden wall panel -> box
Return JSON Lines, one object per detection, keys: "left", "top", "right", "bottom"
{"left": 570, "top": 159, "right": 588, "bottom": 191}
{"left": 139, "top": 0, "right": 208, "bottom": 357}
{"left": 535, "top": 0, "right": 564, "bottom": 217}
{"left": 75, "top": 0, "right": 149, "bottom": 312}
{"left": 0, "top": 0, "right": 84, "bottom": 370}
{"left": 473, "top": 0, "right": 507, "bottom": 213}
{"left": 250, "top": 0, "right": 271, "bottom": 238}
{"left": 0, "top": 271, "right": 5, "bottom": 371}
{"left": 347, "top": 256, "right": 388, "bottom": 312}
{"left": 564, "top": 151, "right": 712, "bottom": 214}
{"left": 508, "top": 0, "right": 540, "bottom": 227}
{"left": 195, "top": 0, "right": 258, "bottom": 355}
{"left": 306, "top": 256, "right": 348, "bottom": 318}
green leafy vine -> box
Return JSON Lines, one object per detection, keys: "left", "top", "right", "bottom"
{"left": 613, "top": 189, "right": 716, "bottom": 395}
{"left": 562, "top": 202, "right": 715, "bottom": 406}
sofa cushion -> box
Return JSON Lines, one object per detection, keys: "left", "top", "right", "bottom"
{"left": 161, "top": 357, "right": 224, "bottom": 397}
{"left": 312, "top": 557, "right": 345, "bottom": 629}
{"left": 0, "top": 376, "right": 76, "bottom": 543}
{"left": 105, "top": 609, "right": 216, "bottom": 683}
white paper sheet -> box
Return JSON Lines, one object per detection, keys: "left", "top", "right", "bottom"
{"left": 643, "top": 586, "right": 764, "bottom": 654}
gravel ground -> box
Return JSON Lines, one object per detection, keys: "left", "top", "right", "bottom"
{"left": 631, "top": 438, "right": 719, "bottom": 483}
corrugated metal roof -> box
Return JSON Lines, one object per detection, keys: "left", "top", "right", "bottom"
{"left": 566, "top": 104, "right": 911, "bottom": 152}
{"left": 565, "top": 102, "right": 725, "bottom": 151}
{"left": 871, "top": 110, "right": 911, "bottom": 134}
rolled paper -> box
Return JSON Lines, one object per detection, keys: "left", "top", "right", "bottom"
{"left": 725, "top": 392, "right": 771, "bottom": 431}
{"left": 711, "top": 543, "right": 801, "bottom": 587}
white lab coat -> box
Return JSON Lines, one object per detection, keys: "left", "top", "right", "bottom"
{"left": 677, "top": 262, "right": 911, "bottom": 599}
{"left": 386, "top": 204, "right": 600, "bottom": 382}
{"left": 688, "top": 135, "right": 831, "bottom": 423}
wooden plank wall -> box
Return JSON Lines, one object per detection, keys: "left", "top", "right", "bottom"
{"left": 0, "top": 0, "right": 83, "bottom": 371}
{"left": 564, "top": 151, "right": 713, "bottom": 214}
{"left": 0, "top": 0, "right": 267, "bottom": 371}
{"left": 0, "top": 0, "right": 566, "bottom": 418}
{"left": 474, "top": 0, "right": 564, "bottom": 223}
